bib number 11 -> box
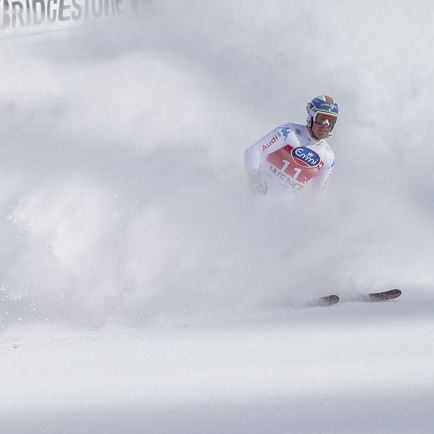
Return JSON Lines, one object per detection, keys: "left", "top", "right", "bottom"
{"left": 281, "top": 160, "right": 301, "bottom": 180}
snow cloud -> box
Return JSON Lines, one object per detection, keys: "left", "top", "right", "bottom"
{"left": 1, "top": 0, "right": 433, "bottom": 327}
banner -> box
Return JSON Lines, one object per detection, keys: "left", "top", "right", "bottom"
{"left": 0, "top": 0, "right": 149, "bottom": 32}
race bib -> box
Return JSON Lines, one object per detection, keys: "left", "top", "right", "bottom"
{"left": 263, "top": 145, "right": 324, "bottom": 191}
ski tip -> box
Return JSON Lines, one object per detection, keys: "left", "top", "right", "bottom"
{"left": 309, "top": 294, "right": 340, "bottom": 307}
{"left": 368, "top": 288, "right": 402, "bottom": 301}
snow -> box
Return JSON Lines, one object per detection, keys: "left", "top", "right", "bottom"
{"left": 2, "top": 1, "right": 434, "bottom": 433}
{"left": 2, "top": 298, "right": 434, "bottom": 433}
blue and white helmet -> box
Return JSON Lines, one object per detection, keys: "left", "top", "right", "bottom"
{"left": 306, "top": 95, "right": 339, "bottom": 127}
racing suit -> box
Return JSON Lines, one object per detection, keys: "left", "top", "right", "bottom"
{"left": 244, "top": 123, "right": 335, "bottom": 199}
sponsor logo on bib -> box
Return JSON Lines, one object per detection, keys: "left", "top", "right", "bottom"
{"left": 291, "top": 147, "right": 320, "bottom": 168}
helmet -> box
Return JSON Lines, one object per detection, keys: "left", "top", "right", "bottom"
{"left": 306, "top": 95, "right": 339, "bottom": 127}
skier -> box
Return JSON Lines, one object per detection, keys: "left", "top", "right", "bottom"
{"left": 244, "top": 95, "right": 338, "bottom": 199}
{"left": 243, "top": 97, "right": 403, "bottom": 305}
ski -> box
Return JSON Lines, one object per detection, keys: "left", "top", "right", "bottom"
{"left": 350, "top": 288, "right": 402, "bottom": 302}
{"left": 305, "top": 289, "right": 401, "bottom": 308}
{"left": 308, "top": 294, "right": 340, "bottom": 307}
{"left": 365, "top": 288, "right": 402, "bottom": 302}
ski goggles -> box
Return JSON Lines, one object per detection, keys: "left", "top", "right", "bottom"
{"left": 313, "top": 113, "right": 338, "bottom": 128}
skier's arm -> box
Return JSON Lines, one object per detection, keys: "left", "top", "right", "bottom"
{"left": 244, "top": 131, "right": 274, "bottom": 171}
{"left": 244, "top": 127, "right": 286, "bottom": 193}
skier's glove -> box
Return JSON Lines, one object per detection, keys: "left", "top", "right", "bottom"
{"left": 248, "top": 170, "right": 268, "bottom": 194}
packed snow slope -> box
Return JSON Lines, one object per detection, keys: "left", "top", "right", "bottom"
{"left": 2, "top": 300, "right": 434, "bottom": 434}
{"left": 1, "top": 1, "right": 434, "bottom": 433}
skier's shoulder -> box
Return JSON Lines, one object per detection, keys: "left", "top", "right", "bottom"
{"left": 276, "top": 122, "right": 305, "bottom": 141}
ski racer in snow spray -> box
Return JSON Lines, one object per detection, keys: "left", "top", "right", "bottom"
{"left": 244, "top": 95, "right": 338, "bottom": 200}
{"left": 243, "top": 98, "right": 404, "bottom": 306}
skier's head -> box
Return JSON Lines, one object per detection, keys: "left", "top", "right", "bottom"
{"left": 306, "top": 95, "right": 338, "bottom": 140}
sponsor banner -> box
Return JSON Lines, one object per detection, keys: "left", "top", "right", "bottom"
{"left": 0, "top": 0, "right": 150, "bottom": 33}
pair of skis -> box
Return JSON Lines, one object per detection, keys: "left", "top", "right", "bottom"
{"left": 313, "top": 289, "right": 402, "bottom": 306}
